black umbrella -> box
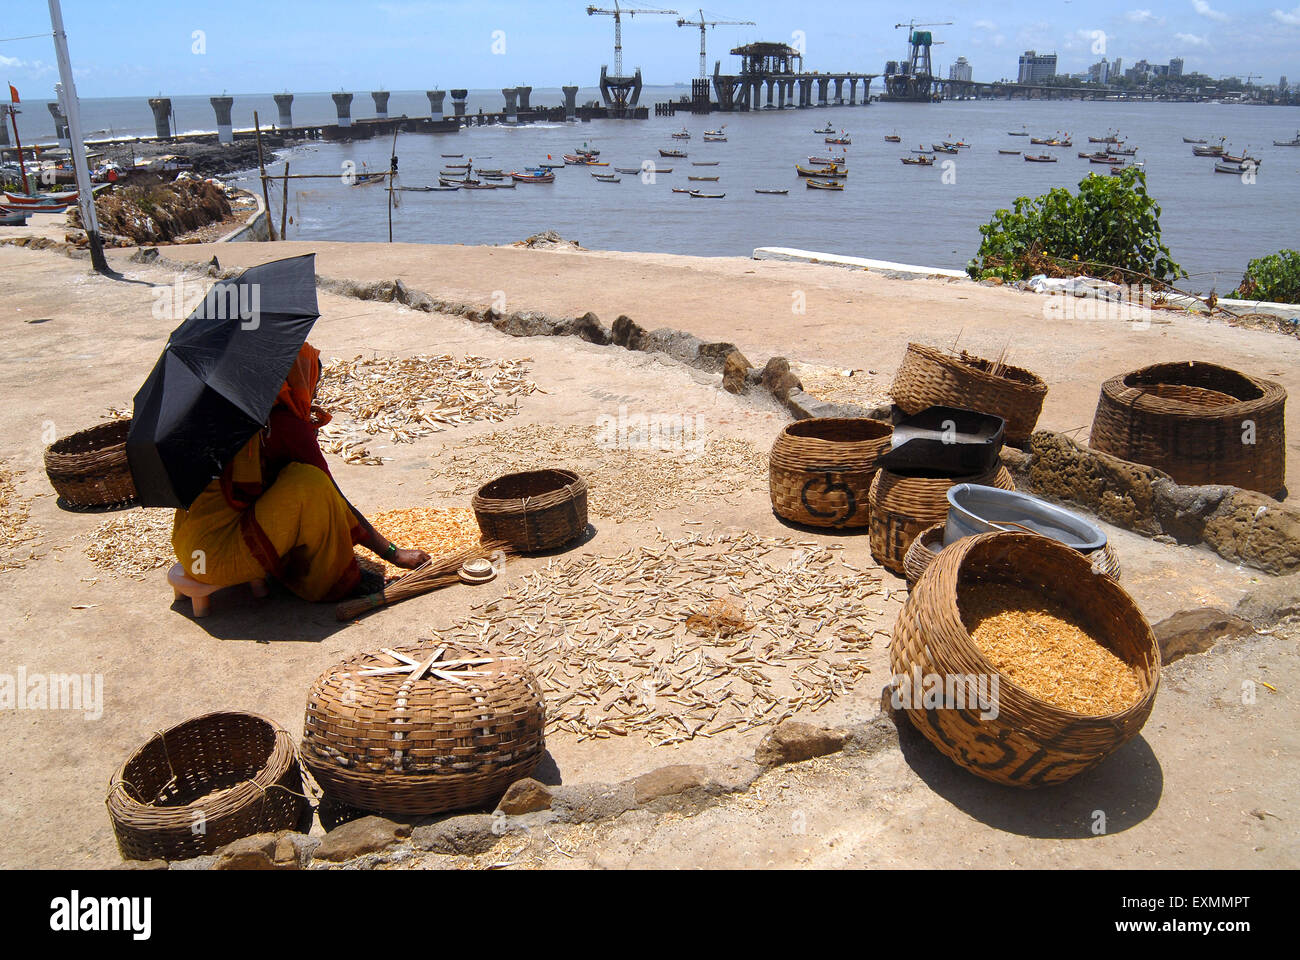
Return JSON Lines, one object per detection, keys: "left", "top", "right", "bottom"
{"left": 127, "top": 254, "right": 321, "bottom": 508}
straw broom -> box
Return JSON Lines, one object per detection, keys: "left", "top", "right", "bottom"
{"left": 336, "top": 540, "right": 512, "bottom": 621}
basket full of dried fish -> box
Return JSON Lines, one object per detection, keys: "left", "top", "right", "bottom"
{"left": 769, "top": 418, "right": 893, "bottom": 529}
{"left": 302, "top": 642, "right": 546, "bottom": 816}
{"left": 472, "top": 468, "right": 587, "bottom": 553}
{"left": 44, "top": 419, "right": 138, "bottom": 510}
{"left": 890, "top": 532, "right": 1159, "bottom": 787}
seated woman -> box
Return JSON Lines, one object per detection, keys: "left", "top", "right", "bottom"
{"left": 171, "top": 343, "right": 429, "bottom": 602}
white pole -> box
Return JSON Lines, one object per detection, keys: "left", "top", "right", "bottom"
{"left": 48, "top": 0, "right": 107, "bottom": 272}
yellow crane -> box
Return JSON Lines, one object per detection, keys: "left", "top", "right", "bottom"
{"left": 677, "top": 9, "right": 756, "bottom": 79}
{"left": 587, "top": 2, "right": 680, "bottom": 77}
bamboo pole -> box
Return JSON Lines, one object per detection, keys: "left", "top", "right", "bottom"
{"left": 253, "top": 111, "right": 277, "bottom": 241}
{"left": 387, "top": 122, "right": 399, "bottom": 243}
{"left": 280, "top": 160, "right": 289, "bottom": 240}
{"left": 4, "top": 105, "right": 31, "bottom": 195}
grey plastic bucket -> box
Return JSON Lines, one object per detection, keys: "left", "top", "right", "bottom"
{"left": 944, "top": 484, "right": 1107, "bottom": 552}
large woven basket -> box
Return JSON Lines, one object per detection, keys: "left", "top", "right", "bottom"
{"left": 890, "top": 532, "right": 1160, "bottom": 787}
{"left": 472, "top": 469, "right": 587, "bottom": 552}
{"left": 302, "top": 642, "right": 546, "bottom": 816}
{"left": 890, "top": 343, "right": 1049, "bottom": 445}
{"left": 769, "top": 418, "right": 893, "bottom": 528}
{"left": 44, "top": 419, "right": 138, "bottom": 510}
{"left": 903, "top": 522, "right": 1121, "bottom": 588}
{"left": 1090, "top": 361, "right": 1286, "bottom": 495}
{"left": 869, "top": 464, "right": 1015, "bottom": 576}
{"left": 107, "top": 712, "right": 306, "bottom": 861}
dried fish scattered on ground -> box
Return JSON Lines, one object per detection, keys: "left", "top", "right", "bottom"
{"left": 439, "top": 423, "right": 768, "bottom": 520}
{"left": 439, "top": 530, "right": 886, "bottom": 744}
{"left": 0, "top": 466, "right": 39, "bottom": 571}
{"left": 367, "top": 507, "right": 482, "bottom": 577}
{"left": 83, "top": 510, "right": 175, "bottom": 579}
{"left": 961, "top": 583, "right": 1143, "bottom": 715}
{"left": 317, "top": 354, "right": 538, "bottom": 465}
{"left": 791, "top": 362, "right": 893, "bottom": 409}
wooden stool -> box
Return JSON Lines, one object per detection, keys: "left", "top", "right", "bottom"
{"left": 167, "top": 564, "right": 269, "bottom": 618}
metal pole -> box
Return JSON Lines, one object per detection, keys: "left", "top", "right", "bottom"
{"left": 47, "top": 0, "right": 107, "bottom": 273}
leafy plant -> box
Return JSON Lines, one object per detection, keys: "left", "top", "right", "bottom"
{"left": 1232, "top": 250, "right": 1300, "bottom": 304}
{"left": 967, "top": 168, "right": 1184, "bottom": 286}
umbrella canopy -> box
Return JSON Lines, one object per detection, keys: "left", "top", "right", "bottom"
{"left": 127, "top": 254, "right": 321, "bottom": 508}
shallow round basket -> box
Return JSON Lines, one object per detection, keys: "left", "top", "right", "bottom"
{"left": 472, "top": 468, "right": 587, "bottom": 553}
{"left": 769, "top": 418, "right": 893, "bottom": 528}
{"left": 1090, "top": 361, "right": 1286, "bottom": 495}
{"left": 890, "top": 342, "right": 1049, "bottom": 445}
{"left": 869, "top": 464, "right": 1014, "bottom": 577}
{"left": 43, "top": 419, "right": 138, "bottom": 510}
{"left": 890, "top": 532, "right": 1160, "bottom": 787}
{"left": 106, "top": 711, "right": 305, "bottom": 862}
{"left": 904, "top": 522, "right": 1121, "bottom": 588}
{"left": 302, "top": 642, "right": 546, "bottom": 817}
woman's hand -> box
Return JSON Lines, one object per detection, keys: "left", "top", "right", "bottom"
{"left": 389, "top": 547, "right": 430, "bottom": 570}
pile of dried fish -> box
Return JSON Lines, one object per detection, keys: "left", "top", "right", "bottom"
{"left": 0, "top": 465, "right": 38, "bottom": 572}
{"left": 441, "top": 530, "right": 889, "bottom": 744}
{"left": 317, "top": 354, "right": 538, "bottom": 465}
{"left": 439, "top": 424, "right": 768, "bottom": 520}
{"left": 83, "top": 510, "right": 175, "bottom": 579}
{"left": 368, "top": 507, "right": 482, "bottom": 577}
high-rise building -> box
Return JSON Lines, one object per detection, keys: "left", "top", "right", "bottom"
{"left": 1111, "top": 57, "right": 1123, "bottom": 78}
{"left": 949, "top": 57, "right": 973, "bottom": 83}
{"left": 1280, "top": 76, "right": 1289, "bottom": 93}
{"left": 1018, "top": 50, "right": 1058, "bottom": 84}
{"left": 1089, "top": 59, "right": 1111, "bottom": 84}
{"left": 1169, "top": 57, "right": 1184, "bottom": 78}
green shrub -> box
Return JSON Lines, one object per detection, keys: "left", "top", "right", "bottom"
{"left": 967, "top": 167, "right": 1183, "bottom": 286}
{"left": 1232, "top": 250, "right": 1300, "bottom": 304}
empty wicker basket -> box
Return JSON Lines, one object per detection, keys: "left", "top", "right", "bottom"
{"left": 903, "top": 522, "right": 1122, "bottom": 588}
{"left": 890, "top": 532, "right": 1160, "bottom": 787}
{"left": 302, "top": 642, "right": 546, "bottom": 816}
{"left": 869, "top": 464, "right": 1015, "bottom": 576}
{"left": 472, "top": 468, "right": 587, "bottom": 552}
{"left": 44, "top": 419, "right": 137, "bottom": 510}
{"left": 107, "top": 711, "right": 306, "bottom": 861}
{"left": 890, "top": 343, "right": 1049, "bottom": 445}
{"left": 1090, "top": 361, "right": 1287, "bottom": 495}
{"left": 769, "top": 418, "right": 893, "bottom": 528}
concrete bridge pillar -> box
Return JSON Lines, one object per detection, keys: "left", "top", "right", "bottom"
{"left": 833, "top": 77, "right": 844, "bottom": 104}
{"left": 426, "top": 90, "right": 445, "bottom": 121}
{"left": 451, "top": 89, "right": 468, "bottom": 117}
{"left": 209, "top": 96, "right": 233, "bottom": 143}
{"left": 46, "top": 101, "right": 70, "bottom": 147}
{"left": 371, "top": 91, "right": 389, "bottom": 118}
{"left": 332, "top": 92, "right": 353, "bottom": 128}
{"left": 777, "top": 81, "right": 786, "bottom": 110}
{"left": 274, "top": 93, "right": 293, "bottom": 128}
{"left": 502, "top": 87, "right": 518, "bottom": 123}
{"left": 562, "top": 85, "right": 579, "bottom": 121}
{"left": 0, "top": 115, "right": 7, "bottom": 147}
{"left": 817, "top": 77, "right": 830, "bottom": 106}
{"left": 849, "top": 77, "right": 859, "bottom": 105}
{"left": 516, "top": 86, "right": 532, "bottom": 110}
{"left": 148, "top": 98, "right": 172, "bottom": 139}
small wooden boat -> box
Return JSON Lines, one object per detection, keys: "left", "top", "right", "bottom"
{"left": 901, "top": 156, "right": 934, "bottom": 166}
{"left": 441, "top": 153, "right": 464, "bottom": 158}
{"left": 932, "top": 144, "right": 958, "bottom": 154}
{"left": 692, "top": 161, "right": 720, "bottom": 166}
{"left": 1, "top": 209, "right": 32, "bottom": 225}
{"left": 1222, "top": 151, "right": 1260, "bottom": 166}
{"left": 910, "top": 147, "right": 933, "bottom": 154}
{"left": 688, "top": 176, "right": 719, "bottom": 183}
{"left": 689, "top": 190, "right": 724, "bottom": 198}
{"left": 539, "top": 162, "right": 564, "bottom": 170}
{"left": 671, "top": 188, "right": 693, "bottom": 194}
{"left": 1182, "top": 137, "right": 1207, "bottom": 144}
{"left": 1030, "top": 137, "right": 1051, "bottom": 145}
{"left": 492, "top": 180, "right": 517, "bottom": 189}
{"left": 595, "top": 176, "right": 622, "bottom": 183}
{"left": 1008, "top": 130, "right": 1030, "bottom": 137}
{"left": 592, "top": 172, "right": 618, "bottom": 179}
{"left": 1093, "top": 156, "right": 1122, "bottom": 165}
{"left": 808, "top": 156, "right": 847, "bottom": 165}
{"left": 1215, "top": 161, "right": 1248, "bottom": 175}
{"left": 672, "top": 129, "right": 691, "bottom": 139}
{"left": 444, "top": 162, "right": 470, "bottom": 169}
{"left": 703, "top": 135, "right": 728, "bottom": 142}
{"left": 659, "top": 149, "right": 687, "bottom": 158}
{"left": 351, "top": 173, "right": 387, "bottom": 186}
{"left": 805, "top": 179, "right": 843, "bottom": 191}
{"left": 825, "top": 136, "right": 851, "bottom": 145}
{"left": 998, "top": 149, "right": 1021, "bottom": 155}
{"left": 1024, "top": 154, "right": 1057, "bottom": 163}
{"left": 563, "top": 154, "right": 589, "bottom": 165}
{"left": 656, "top": 168, "right": 674, "bottom": 174}
{"left": 704, "top": 127, "right": 726, "bottom": 136}
{"left": 944, "top": 140, "right": 970, "bottom": 149}
{"left": 474, "top": 168, "right": 503, "bottom": 176}
{"left": 615, "top": 167, "right": 642, "bottom": 174}
{"left": 796, "top": 164, "right": 845, "bottom": 178}
{"left": 459, "top": 182, "right": 497, "bottom": 190}
{"left": 815, "top": 126, "right": 836, "bottom": 134}
{"left": 512, "top": 170, "right": 555, "bottom": 183}
{"left": 1273, "top": 131, "right": 1300, "bottom": 147}
{"left": 1193, "top": 145, "right": 1225, "bottom": 157}
{"left": 754, "top": 189, "right": 789, "bottom": 195}
{"left": 1112, "top": 146, "right": 1138, "bottom": 156}
{"left": 884, "top": 132, "right": 901, "bottom": 143}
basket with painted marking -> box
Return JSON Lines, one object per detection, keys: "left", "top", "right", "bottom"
{"left": 106, "top": 711, "right": 306, "bottom": 861}
{"left": 769, "top": 418, "right": 893, "bottom": 528}
{"left": 302, "top": 642, "right": 546, "bottom": 816}
{"left": 472, "top": 468, "right": 587, "bottom": 552}
{"left": 889, "top": 532, "right": 1159, "bottom": 787}
{"left": 1090, "top": 361, "right": 1286, "bottom": 495}
{"left": 890, "top": 343, "right": 1048, "bottom": 445}
{"left": 44, "top": 419, "right": 138, "bottom": 510}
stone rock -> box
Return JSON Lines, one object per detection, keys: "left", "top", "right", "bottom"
{"left": 1235, "top": 574, "right": 1300, "bottom": 626}
{"left": 1201, "top": 491, "right": 1300, "bottom": 575}
{"left": 496, "top": 778, "right": 553, "bottom": 815}
{"left": 1153, "top": 608, "right": 1255, "bottom": 664}
{"left": 754, "top": 721, "right": 848, "bottom": 767}
{"left": 704, "top": 759, "right": 763, "bottom": 794}
{"left": 639, "top": 328, "right": 706, "bottom": 367}
{"left": 313, "top": 816, "right": 411, "bottom": 863}
{"left": 760, "top": 357, "right": 802, "bottom": 401}
{"left": 412, "top": 815, "right": 498, "bottom": 856}
{"left": 130, "top": 247, "right": 160, "bottom": 263}
{"left": 205, "top": 255, "right": 221, "bottom": 277}
{"left": 168, "top": 855, "right": 216, "bottom": 870}
{"left": 549, "top": 782, "right": 636, "bottom": 824}
{"left": 611, "top": 314, "right": 646, "bottom": 350}
{"left": 722, "top": 351, "right": 751, "bottom": 394}
{"left": 212, "top": 832, "right": 311, "bottom": 871}
{"left": 1152, "top": 479, "right": 1234, "bottom": 544}
{"left": 696, "top": 341, "right": 745, "bottom": 372}
{"left": 630, "top": 764, "right": 710, "bottom": 804}
{"left": 999, "top": 446, "right": 1032, "bottom": 488}
{"left": 493, "top": 311, "right": 560, "bottom": 338}
{"left": 1027, "top": 431, "right": 1166, "bottom": 535}
{"left": 117, "top": 859, "right": 169, "bottom": 871}
{"left": 555, "top": 311, "right": 611, "bottom": 345}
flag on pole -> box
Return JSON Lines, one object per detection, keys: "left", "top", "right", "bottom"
{"left": 8, "top": 84, "right": 19, "bottom": 104}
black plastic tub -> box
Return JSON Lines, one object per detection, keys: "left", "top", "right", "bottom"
{"left": 878, "top": 405, "right": 1006, "bottom": 475}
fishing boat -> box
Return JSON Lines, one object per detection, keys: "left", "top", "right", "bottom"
{"left": 671, "top": 188, "right": 693, "bottom": 194}
{"left": 754, "top": 189, "right": 789, "bottom": 195}
{"left": 1182, "top": 137, "right": 1207, "bottom": 144}
{"left": 614, "top": 167, "right": 642, "bottom": 174}
{"left": 4, "top": 188, "right": 79, "bottom": 204}
{"left": 672, "top": 129, "right": 691, "bottom": 139}
{"left": 805, "top": 179, "right": 843, "bottom": 191}
{"left": 692, "top": 161, "right": 720, "bottom": 166}
{"left": 944, "top": 140, "right": 970, "bottom": 149}
{"left": 795, "top": 164, "right": 846, "bottom": 178}
{"left": 429, "top": 185, "right": 461, "bottom": 192}
{"left": 1112, "top": 146, "right": 1139, "bottom": 156}
{"left": 585, "top": 161, "right": 610, "bottom": 167}
{"left": 1215, "top": 161, "right": 1249, "bottom": 175}
{"left": 1, "top": 209, "right": 31, "bottom": 226}
{"left": 659, "top": 149, "right": 687, "bottom": 158}
{"left": 352, "top": 173, "right": 388, "bottom": 186}
{"left": 441, "top": 153, "right": 464, "bottom": 158}
{"left": 1008, "top": 130, "right": 1030, "bottom": 137}
{"left": 1222, "top": 150, "right": 1261, "bottom": 166}
{"left": 562, "top": 154, "right": 588, "bottom": 165}
{"left": 657, "top": 168, "right": 674, "bottom": 174}
{"left": 901, "top": 156, "right": 934, "bottom": 166}
{"left": 689, "top": 190, "right": 724, "bottom": 198}
{"left": 884, "top": 132, "right": 901, "bottom": 143}
{"left": 998, "top": 149, "right": 1021, "bottom": 155}
{"left": 512, "top": 170, "right": 555, "bottom": 183}
{"left": 539, "top": 163, "right": 564, "bottom": 170}
{"left": 704, "top": 126, "right": 726, "bottom": 136}
{"left": 1273, "top": 131, "right": 1300, "bottom": 147}
{"left": 932, "top": 144, "right": 958, "bottom": 154}
{"left": 1093, "top": 156, "right": 1123, "bottom": 165}
{"left": 592, "top": 171, "right": 618, "bottom": 179}
{"left": 814, "top": 126, "right": 836, "bottom": 134}
{"left": 1024, "top": 154, "right": 1058, "bottom": 163}
{"left": 1193, "top": 144, "right": 1225, "bottom": 157}
{"left": 474, "top": 168, "right": 503, "bottom": 176}
{"left": 576, "top": 144, "right": 600, "bottom": 156}
{"left": 443, "top": 162, "right": 470, "bottom": 169}
{"left": 595, "top": 176, "right": 621, "bottom": 183}
{"left": 703, "top": 135, "right": 728, "bottom": 142}
{"left": 825, "top": 136, "right": 851, "bottom": 145}
{"left": 807, "top": 156, "right": 847, "bottom": 166}
{"left": 1109, "top": 166, "right": 1126, "bottom": 176}
{"left": 688, "top": 175, "right": 719, "bottom": 181}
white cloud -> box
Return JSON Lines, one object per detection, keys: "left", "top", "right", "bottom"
{"left": 1274, "top": 6, "right": 1300, "bottom": 25}
{"left": 1174, "top": 32, "right": 1211, "bottom": 46}
{"left": 1191, "top": 0, "right": 1230, "bottom": 22}
{"left": 1126, "top": 9, "right": 1165, "bottom": 25}
{"left": 974, "top": 20, "right": 997, "bottom": 31}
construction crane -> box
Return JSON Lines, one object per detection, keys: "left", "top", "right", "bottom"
{"left": 676, "top": 8, "right": 756, "bottom": 79}
{"left": 587, "top": 2, "right": 680, "bottom": 78}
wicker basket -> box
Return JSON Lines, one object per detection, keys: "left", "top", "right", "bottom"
{"left": 869, "top": 464, "right": 1015, "bottom": 576}
{"left": 890, "top": 532, "right": 1160, "bottom": 787}
{"left": 890, "top": 343, "right": 1049, "bottom": 445}
{"left": 43, "top": 419, "right": 138, "bottom": 510}
{"left": 302, "top": 642, "right": 546, "bottom": 816}
{"left": 769, "top": 418, "right": 893, "bottom": 528}
{"left": 903, "top": 522, "right": 1122, "bottom": 588}
{"left": 472, "top": 469, "right": 587, "bottom": 552}
{"left": 1090, "top": 361, "right": 1287, "bottom": 495}
{"left": 107, "top": 712, "right": 306, "bottom": 861}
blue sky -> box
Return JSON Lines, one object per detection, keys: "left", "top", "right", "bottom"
{"left": 3, "top": 0, "right": 1297, "bottom": 98}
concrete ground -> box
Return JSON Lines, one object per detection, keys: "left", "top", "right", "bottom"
{"left": 0, "top": 240, "right": 1294, "bottom": 869}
